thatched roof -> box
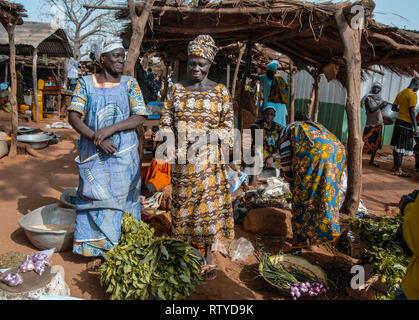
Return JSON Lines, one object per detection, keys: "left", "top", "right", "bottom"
{"left": 113, "top": 0, "right": 419, "bottom": 80}
{"left": 0, "top": 0, "right": 27, "bottom": 25}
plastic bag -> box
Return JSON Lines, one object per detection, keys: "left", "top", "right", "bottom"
{"left": 20, "top": 249, "right": 55, "bottom": 275}
{"left": 228, "top": 237, "right": 255, "bottom": 261}
{"left": 211, "top": 239, "right": 228, "bottom": 256}
{"left": 227, "top": 170, "right": 249, "bottom": 194}
{"left": 263, "top": 177, "right": 290, "bottom": 197}
{"left": 1, "top": 272, "right": 23, "bottom": 287}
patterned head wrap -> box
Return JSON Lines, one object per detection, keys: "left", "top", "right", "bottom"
{"left": 92, "top": 36, "right": 125, "bottom": 62}
{"left": 187, "top": 35, "right": 218, "bottom": 63}
{"left": 267, "top": 60, "right": 280, "bottom": 72}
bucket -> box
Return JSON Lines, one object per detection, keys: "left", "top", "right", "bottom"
{"left": 0, "top": 132, "right": 8, "bottom": 159}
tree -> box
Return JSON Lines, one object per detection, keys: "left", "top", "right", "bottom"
{"left": 42, "top": 0, "right": 120, "bottom": 62}
{"left": 123, "top": 0, "right": 155, "bottom": 76}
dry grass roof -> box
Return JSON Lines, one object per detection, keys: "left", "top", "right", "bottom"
{"left": 0, "top": 0, "right": 27, "bottom": 25}
{"left": 115, "top": 0, "right": 419, "bottom": 79}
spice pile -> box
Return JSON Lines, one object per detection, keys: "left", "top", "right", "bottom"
{"left": 100, "top": 213, "right": 203, "bottom": 300}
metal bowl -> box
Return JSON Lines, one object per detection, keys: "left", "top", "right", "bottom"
{"left": 17, "top": 133, "right": 52, "bottom": 149}
{"left": 18, "top": 203, "right": 76, "bottom": 252}
{"left": 17, "top": 126, "right": 37, "bottom": 134}
{"left": 60, "top": 188, "right": 78, "bottom": 209}
{"left": 381, "top": 103, "right": 399, "bottom": 125}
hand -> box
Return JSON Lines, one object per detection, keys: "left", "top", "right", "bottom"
{"left": 93, "top": 126, "right": 115, "bottom": 145}
{"left": 99, "top": 139, "right": 118, "bottom": 155}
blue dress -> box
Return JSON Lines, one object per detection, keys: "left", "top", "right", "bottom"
{"left": 68, "top": 75, "right": 147, "bottom": 257}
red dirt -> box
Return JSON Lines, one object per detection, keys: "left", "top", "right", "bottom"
{"left": 0, "top": 118, "right": 418, "bottom": 300}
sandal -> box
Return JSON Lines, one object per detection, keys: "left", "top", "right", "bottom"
{"left": 393, "top": 171, "right": 412, "bottom": 178}
{"left": 201, "top": 265, "right": 217, "bottom": 280}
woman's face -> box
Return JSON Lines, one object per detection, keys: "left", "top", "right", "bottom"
{"left": 101, "top": 48, "right": 125, "bottom": 75}
{"left": 264, "top": 109, "right": 276, "bottom": 123}
{"left": 187, "top": 55, "right": 211, "bottom": 82}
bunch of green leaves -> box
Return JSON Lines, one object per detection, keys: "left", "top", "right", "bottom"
{"left": 99, "top": 212, "right": 203, "bottom": 300}
{"left": 259, "top": 251, "right": 315, "bottom": 290}
{"left": 350, "top": 214, "right": 403, "bottom": 247}
{"left": 349, "top": 214, "right": 409, "bottom": 297}
{"left": 145, "top": 238, "right": 203, "bottom": 300}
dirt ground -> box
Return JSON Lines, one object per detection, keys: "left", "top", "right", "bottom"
{"left": 0, "top": 117, "right": 418, "bottom": 300}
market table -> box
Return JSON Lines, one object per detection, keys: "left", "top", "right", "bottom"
{"left": 41, "top": 86, "right": 73, "bottom": 119}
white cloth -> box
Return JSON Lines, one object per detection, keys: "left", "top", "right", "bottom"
{"left": 93, "top": 37, "right": 124, "bottom": 62}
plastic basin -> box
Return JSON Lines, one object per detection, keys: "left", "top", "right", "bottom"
{"left": 18, "top": 203, "right": 76, "bottom": 252}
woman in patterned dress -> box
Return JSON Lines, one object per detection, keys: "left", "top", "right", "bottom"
{"left": 68, "top": 38, "right": 147, "bottom": 261}
{"left": 159, "top": 35, "right": 234, "bottom": 279}
{"left": 279, "top": 120, "right": 346, "bottom": 250}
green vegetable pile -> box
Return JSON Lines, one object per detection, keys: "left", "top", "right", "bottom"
{"left": 100, "top": 213, "right": 203, "bottom": 300}
{"left": 349, "top": 214, "right": 410, "bottom": 299}
{"left": 259, "top": 251, "right": 315, "bottom": 290}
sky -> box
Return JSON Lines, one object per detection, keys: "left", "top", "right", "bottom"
{"left": 13, "top": 0, "right": 419, "bottom": 31}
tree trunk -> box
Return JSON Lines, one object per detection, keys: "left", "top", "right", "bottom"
{"left": 6, "top": 23, "right": 18, "bottom": 158}
{"left": 124, "top": 0, "right": 155, "bottom": 76}
{"left": 33, "top": 47, "right": 40, "bottom": 123}
{"left": 289, "top": 63, "right": 297, "bottom": 123}
{"left": 335, "top": 6, "right": 363, "bottom": 217}
{"left": 73, "top": 40, "right": 82, "bottom": 63}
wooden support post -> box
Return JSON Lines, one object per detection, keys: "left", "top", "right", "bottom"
{"left": 313, "top": 77, "right": 321, "bottom": 122}
{"left": 63, "top": 58, "right": 69, "bottom": 89}
{"left": 226, "top": 63, "right": 231, "bottom": 91}
{"left": 231, "top": 43, "right": 246, "bottom": 100}
{"left": 173, "top": 59, "right": 180, "bottom": 83}
{"left": 32, "top": 47, "right": 40, "bottom": 123}
{"left": 238, "top": 43, "right": 252, "bottom": 133}
{"left": 335, "top": 5, "right": 363, "bottom": 217}
{"left": 4, "top": 21, "right": 18, "bottom": 157}
{"left": 289, "top": 62, "right": 297, "bottom": 123}
{"left": 306, "top": 72, "right": 320, "bottom": 119}
{"left": 4, "top": 61, "right": 8, "bottom": 82}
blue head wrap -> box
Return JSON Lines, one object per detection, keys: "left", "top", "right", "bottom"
{"left": 267, "top": 60, "right": 279, "bottom": 72}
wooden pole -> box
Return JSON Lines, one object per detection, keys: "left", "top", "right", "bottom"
{"left": 226, "top": 63, "right": 231, "bottom": 91}
{"left": 289, "top": 62, "right": 296, "bottom": 123}
{"left": 32, "top": 47, "right": 40, "bottom": 123}
{"left": 123, "top": 0, "right": 156, "bottom": 76}
{"left": 238, "top": 43, "right": 253, "bottom": 133}
{"left": 5, "top": 22, "right": 18, "bottom": 157}
{"left": 306, "top": 72, "right": 320, "bottom": 119}
{"left": 313, "top": 76, "right": 321, "bottom": 122}
{"left": 231, "top": 43, "right": 246, "bottom": 99}
{"left": 335, "top": 5, "right": 363, "bottom": 217}
{"left": 4, "top": 61, "right": 8, "bottom": 82}
{"left": 173, "top": 60, "right": 180, "bottom": 83}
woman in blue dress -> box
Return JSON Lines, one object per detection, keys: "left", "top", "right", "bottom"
{"left": 68, "top": 38, "right": 148, "bottom": 258}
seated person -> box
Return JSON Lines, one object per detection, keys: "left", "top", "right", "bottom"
{"left": 250, "top": 105, "right": 283, "bottom": 171}
{"left": 141, "top": 128, "right": 171, "bottom": 198}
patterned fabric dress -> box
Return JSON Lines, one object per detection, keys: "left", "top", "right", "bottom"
{"left": 279, "top": 122, "right": 346, "bottom": 248}
{"left": 251, "top": 119, "right": 283, "bottom": 168}
{"left": 68, "top": 75, "right": 147, "bottom": 257}
{"left": 159, "top": 83, "right": 235, "bottom": 245}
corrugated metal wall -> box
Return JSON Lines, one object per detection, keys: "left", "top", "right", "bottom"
{"left": 293, "top": 68, "right": 418, "bottom": 144}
